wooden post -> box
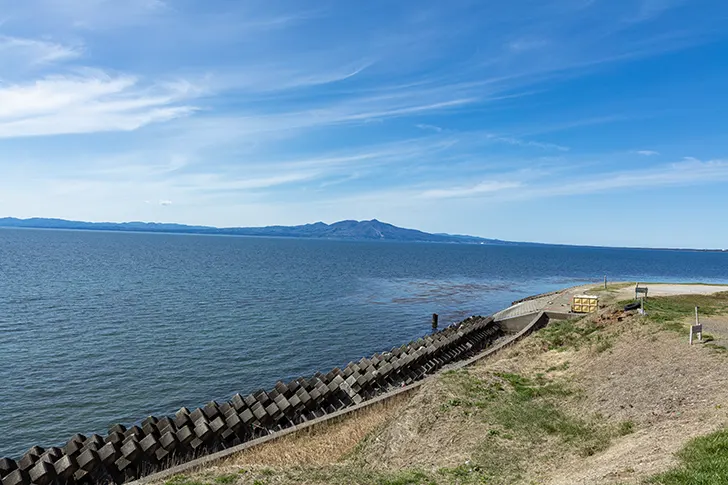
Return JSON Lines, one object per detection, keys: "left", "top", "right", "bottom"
{"left": 432, "top": 313, "right": 438, "bottom": 330}
{"left": 604, "top": 275, "right": 607, "bottom": 290}
{"left": 696, "top": 306, "right": 702, "bottom": 342}
{"left": 691, "top": 306, "right": 702, "bottom": 344}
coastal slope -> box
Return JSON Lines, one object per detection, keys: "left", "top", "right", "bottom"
{"left": 156, "top": 285, "right": 728, "bottom": 484}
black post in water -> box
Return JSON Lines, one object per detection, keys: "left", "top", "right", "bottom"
{"left": 432, "top": 313, "right": 438, "bottom": 330}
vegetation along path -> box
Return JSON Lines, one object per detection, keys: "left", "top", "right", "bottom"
{"left": 149, "top": 285, "right": 728, "bottom": 485}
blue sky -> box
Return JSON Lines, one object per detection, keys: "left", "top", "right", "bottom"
{"left": 1, "top": 0, "right": 728, "bottom": 248}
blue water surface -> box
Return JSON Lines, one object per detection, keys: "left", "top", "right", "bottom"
{"left": 1, "top": 228, "right": 726, "bottom": 457}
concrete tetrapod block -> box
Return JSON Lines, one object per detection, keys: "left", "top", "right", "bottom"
{"left": 208, "top": 417, "right": 226, "bottom": 435}
{"left": 175, "top": 426, "right": 194, "bottom": 446}
{"left": 141, "top": 416, "right": 158, "bottom": 428}
{"left": 16, "top": 454, "right": 38, "bottom": 473}
{"left": 193, "top": 421, "right": 213, "bottom": 443}
{"left": 239, "top": 408, "right": 255, "bottom": 425}
{"left": 76, "top": 449, "right": 100, "bottom": 472}
{"left": 274, "top": 381, "right": 289, "bottom": 396}
{"left": 286, "top": 393, "right": 302, "bottom": 413}
{"left": 83, "top": 435, "right": 105, "bottom": 451}
{"left": 188, "top": 408, "right": 205, "bottom": 424}
{"left": 28, "top": 460, "right": 55, "bottom": 485}
{"left": 203, "top": 402, "right": 220, "bottom": 421}
{"left": 250, "top": 403, "right": 267, "bottom": 422}
{"left": 140, "top": 434, "right": 160, "bottom": 456}
{"left": 97, "top": 442, "right": 120, "bottom": 466}
{"left": 120, "top": 439, "right": 142, "bottom": 463}
{"left": 157, "top": 418, "right": 177, "bottom": 435}
{"left": 159, "top": 431, "right": 179, "bottom": 451}
{"left": 52, "top": 455, "right": 77, "bottom": 481}
{"left": 218, "top": 402, "right": 232, "bottom": 418}
{"left": 224, "top": 413, "right": 243, "bottom": 434}
{"left": 114, "top": 456, "right": 133, "bottom": 474}
{"left": 72, "top": 468, "right": 92, "bottom": 485}
{"left": 105, "top": 432, "right": 125, "bottom": 445}
{"left": 264, "top": 402, "right": 281, "bottom": 421}
{"left": 243, "top": 394, "right": 258, "bottom": 408}
{"left": 286, "top": 379, "right": 301, "bottom": 395}
{"left": 108, "top": 424, "right": 127, "bottom": 435}
{"left": 189, "top": 438, "right": 206, "bottom": 451}
{"left": 231, "top": 394, "right": 246, "bottom": 412}
{"left": 38, "top": 448, "right": 62, "bottom": 465}
{"left": 124, "top": 426, "right": 144, "bottom": 441}
{"left": 174, "top": 411, "right": 192, "bottom": 429}
{"left": 142, "top": 422, "right": 159, "bottom": 438}
{"left": 0, "top": 459, "right": 17, "bottom": 478}
{"left": 155, "top": 447, "right": 171, "bottom": 463}
{"left": 1, "top": 469, "right": 29, "bottom": 485}
{"left": 222, "top": 407, "right": 238, "bottom": 420}
{"left": 252, "top": 390, "right": 271, "bottom": 407}
{"left": 273, "top": 395, "right": 291, "bottom": 416}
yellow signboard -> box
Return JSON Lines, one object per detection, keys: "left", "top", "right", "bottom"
{"left": 571, "top": 295, "right": 599, "bottom": 313}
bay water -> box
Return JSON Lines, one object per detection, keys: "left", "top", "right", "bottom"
{"left": 1, "top": 228, "right": 727, "bottom": 458}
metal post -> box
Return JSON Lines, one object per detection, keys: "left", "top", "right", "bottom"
{"left": 604, "top": 275, "right": 607, "bottom": 290}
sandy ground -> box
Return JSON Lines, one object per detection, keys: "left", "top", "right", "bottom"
{"left": 612, "top": 283, "right": 728, "bottom": 299}
{"left": 361, "top": 299, "right": 728, "bottom": 484}
{"left": 497, "top": 283, "right": 728, "bottom": 319}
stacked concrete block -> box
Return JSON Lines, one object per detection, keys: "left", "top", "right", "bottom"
{"left": 0, "top": 316, "right": 502, "bottom": 485}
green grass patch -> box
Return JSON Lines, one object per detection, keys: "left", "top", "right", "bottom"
{"left": 213, "top": 474, "right": 238, "bottom": 485}
{"left": 546, "top": 361, "right": 570, "bottom": 372}
{"left": 165, "top": 476, "right": 207, "bottom": 485}
{"left": 437, "top": 369, "right": 613, "bottom": 482}
{"left": 640, "top": 292, "right": 728, "bottom": 332}
{"left": 272, "top": 466, "right": 438, "bottom": 485}
{"left": 589, "top": 282, "right": 635, "bottom": 293}
{"left": 538, "top": 317, "right": 614, "bottom": 352}
{"left": 618, "top": 420, "right": 635, "bottom": 436}
{"left": 648, "top": 428, "right": 728, "bottom": 484}
{"left": 705, "top": 343, "right": 728, "bottom": 353}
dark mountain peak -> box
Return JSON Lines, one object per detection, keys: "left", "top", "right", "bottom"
{"left": 0, "top": 217, "right": 504, "bottom": 245}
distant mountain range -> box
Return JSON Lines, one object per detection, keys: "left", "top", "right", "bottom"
{"left": 0, "top": 217, "right": 516, "bottom": 245}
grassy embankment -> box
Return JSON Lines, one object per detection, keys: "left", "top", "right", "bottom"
{"left": 156, "top": 290, "right": 728, "bottom": 485}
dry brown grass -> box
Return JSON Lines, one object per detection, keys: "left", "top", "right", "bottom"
{"left": 154, "top": 294, "right": 728, "bottom": 485}
{"left": 221, "top": 391, "right": 413, "bottom": 468}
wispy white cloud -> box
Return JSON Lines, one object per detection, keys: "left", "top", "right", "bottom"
{"left": 415, "top": 158, "right": 728, "bottom": 202}
{"left": 485, "top": 134, "right": 570, "bottom": 152}
{"left": 420, "top": 181, "right": 522, "bottom": 199}
{"left": 415, "top": 123, "right": 443, "bottom": 132}
{"left": 0, "top": 35, "right": 81, "bottom": 66}
{"left": 635, "top": 150, "right": 660, "bottom": 156}
{"left": 0, "top": 71, "right": 200, "bottom": 137}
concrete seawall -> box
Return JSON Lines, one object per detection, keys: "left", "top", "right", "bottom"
{"left": 1, "top": 314, "right": 518, "bottom": 485}
{"left": 129, "top": 309, "right": 560, "bottom": 485}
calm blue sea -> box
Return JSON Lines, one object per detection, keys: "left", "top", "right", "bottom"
{"left": 1, "top": 228, "right": 727, "bottom": 457}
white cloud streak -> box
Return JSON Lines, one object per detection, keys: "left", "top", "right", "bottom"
{"left": 0, "top": 35, "right": 81, "bottom": 66}
{"left": 0, "top": 72, "right": 199, "bottom": 138}
{"left": 420, "top": 181, "right": 523, "bottom": 199}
